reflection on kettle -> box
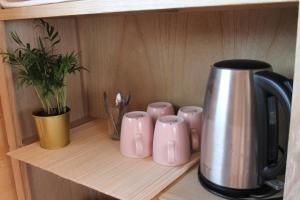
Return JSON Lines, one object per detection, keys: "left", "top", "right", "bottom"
{"left": 199, "top": 60, "right": 292, "bottom": 199}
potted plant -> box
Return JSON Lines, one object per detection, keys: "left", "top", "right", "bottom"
{"left": 1, "top": 19, "right": 86, "bottom": 149}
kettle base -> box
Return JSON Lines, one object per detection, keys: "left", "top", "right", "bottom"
{"left": 198, "top": 166, "right": 281, "bottom": 200}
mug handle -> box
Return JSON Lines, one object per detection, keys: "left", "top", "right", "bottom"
{"left": 168, "top": 140, "right": 175, "bottom": 164}
{"left": 191, "top": 128, "right": 199, "bottom": 152}
{"left": 135, "top": 134, "right": 143, "bottom": 156}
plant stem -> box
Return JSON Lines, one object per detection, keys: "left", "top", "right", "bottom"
{"left": 33, "top": 86, "right": 47, "bottom": 112}
{"left": 63, "top": 86, "right": 67, "bottom": 113}
{"left": 45, "top": 99, "right": 51, "bottom": 115}
{"left": 55, "top": 93, "right": 61, "bottom": 114}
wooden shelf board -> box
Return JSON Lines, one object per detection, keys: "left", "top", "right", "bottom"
{"left": 160, "top": 167, "right": 224, "bottom": 200}
{"left": 0, "top": 0, "right": 298, "bottom": 20}
{"left": 8, "top": 119, "right": 199, "bottom": 200}
{"left": 160, "top": 167, "right": 283, "bottom": 200}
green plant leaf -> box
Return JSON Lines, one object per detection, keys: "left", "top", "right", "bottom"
{"left": 38, "top": 36, "right": 44, "bottom": 50}
{"left": 51, "top": 39, "right": 61, "bottom": 47}
{"left": 49, "top": 26, "right": 54, "bottom": 36}
{"left": 0, "top": 19, "right": 88, "bottom": 115}
{"left": 11, "top": 32, "right": 25, "bottom": 47}
{"left": 51, "top": 31, "right": 58, "bottom": 41}
{"left": 39, "top": 19, "right": 46, "bottom": 26}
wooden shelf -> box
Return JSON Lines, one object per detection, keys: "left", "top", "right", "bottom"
{"left": 160, "top": 167, "right": 224, "bottom": 200}
{"left": 8, "top": 119, "right": 199, "bottom": 200}
{"left": 160, "top": 167, "right": 283, "bottom": 200}
{"left": 0, "top": 0, "right": 298, "bottom": 20}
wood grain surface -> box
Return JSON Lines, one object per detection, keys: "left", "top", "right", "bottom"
{"left": 160, "top": 166, "right": 283, "bottom": 200}
{"left": 8, "top": 119, "right": 199, "bottom": 200}
{"left": 283, "top": 5, "right": 300, "bottom": 200}
{"left": 160, "top": 167, "right": 223, "bottom": 200}
{"left": 0, "top": 0, "right": 297, "bottom": 21}
{"left": 0, "top": 116, "right": 17, "bottom": 200}
{"left": 4, "top": 7, "right": 297, "bottom": 140}
{"left": 2, "top": 6, "right": 298, "bottom": 200}
{"left": 78, "top": 7, "right": 297, "bottom": 118}
{"left": 0, "top": 21, "right": 29, "bottom": 200}
{"left": 27, "top": 165, "right": 115, "bottom": 200}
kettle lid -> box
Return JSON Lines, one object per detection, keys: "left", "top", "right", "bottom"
{"left": 214, "top": 59, "right": 271, "bottom": 70}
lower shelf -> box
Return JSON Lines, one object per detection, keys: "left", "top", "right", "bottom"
{"left": 8, "top": 119, "right": 199, "bottom": 200}
{"left": 160, "top": 167, "right": 225, "bottom": 200}
{"left": 161, "top": 167, "right": 284, "bottom": 200}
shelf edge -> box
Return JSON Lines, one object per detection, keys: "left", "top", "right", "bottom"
{"left": 0, "top": 0, "right": 298, "bottom": 20}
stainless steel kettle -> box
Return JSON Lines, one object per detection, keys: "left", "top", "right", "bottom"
{"left": 199, "top": 60, "right": 292, "bottom": 199}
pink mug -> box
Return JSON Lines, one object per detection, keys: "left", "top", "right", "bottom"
{"left": 178, "top": 106, "right": 203, "bottom": 152}
{"left": 147, "top": 102, "right": 174, "bottom": 122}
{"left": 153, "top": 115, "right": 191, "bottom": 166}
{"left": 120, "top": 111, "right": 153, "bottom": 158}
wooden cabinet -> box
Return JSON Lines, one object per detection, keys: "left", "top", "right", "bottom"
{"left": 0, "top": 105, "right": 17, "bottom": 200}
{"left": 0, "top": 1, "right": 299, "bottom": 200}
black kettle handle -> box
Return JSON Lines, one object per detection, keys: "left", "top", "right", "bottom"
{"left": 254, "top": 71, "right": 292, "bottom": 180}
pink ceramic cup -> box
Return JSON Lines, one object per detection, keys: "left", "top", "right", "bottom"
{"left": 178, "top": 106, "right": 203, "bottom": 152}
{"left": 120, "top": 111, "right": 153, "bottom": 158}
{"left": 153, "top": 115, "right": 191, "bottom": 166}
{"left": 146, "top": 102, "right": 174, "bottom": 122}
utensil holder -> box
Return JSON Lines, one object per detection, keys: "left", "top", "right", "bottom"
{"left": 107, "top": 106, "right": 128, "bottom": 140}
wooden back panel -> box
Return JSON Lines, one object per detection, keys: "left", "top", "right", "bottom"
{"left": 78, "top": 7, "right": 297, "bottom": 119}
{"left": 5, "top": 7, "right": 297, "bottom": 141}
{"left": 3, "top": 7, "right": 298, "bottom": 200}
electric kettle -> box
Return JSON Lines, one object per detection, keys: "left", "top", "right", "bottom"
{"left": 199, "top": 60, "right": 292, "bottom": 199}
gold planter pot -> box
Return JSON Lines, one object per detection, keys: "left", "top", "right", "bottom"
{"left": 33, "top": 108, "right": 70, "bottom": 149}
